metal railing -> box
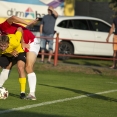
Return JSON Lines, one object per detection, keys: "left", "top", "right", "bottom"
{"left": 37, "top": 33, "right": 115, "bottom": 66}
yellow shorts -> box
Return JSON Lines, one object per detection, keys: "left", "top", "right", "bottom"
{"left": 113, "top": 35, "right": 117, "bottom": 50}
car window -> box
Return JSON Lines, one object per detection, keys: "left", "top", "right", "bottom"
{"left": 57, "top": 20, "right": 68, "bottom": 28}
{"left": 67, "top": 20, "right": 74, "bottom": 29}
{"left": 88, "top": 20, "right": 110, "bottom": 32}
{"left": 72, "top": 20, "right": 89, "bottom": 30}
{"left": 57, "top": 19, "right": 89, "bottom": 30}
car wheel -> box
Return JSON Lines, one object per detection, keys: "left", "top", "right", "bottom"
{"left": 58, "top": 41, "right": 74, "bottom": 60}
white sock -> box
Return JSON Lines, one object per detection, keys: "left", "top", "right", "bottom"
{"left": 27, "top": 72, "right": 36, "bottom": 97}
{"left": 0, "top": 69, "right": 10, "bottom": 87}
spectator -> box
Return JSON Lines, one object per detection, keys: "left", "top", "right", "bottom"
{"left": 106, "top": 16, "right": 117, "bottom": 69}
{"left": 40, "top": 6, "right": 58, "bottom": 64}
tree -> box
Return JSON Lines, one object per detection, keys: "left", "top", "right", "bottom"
{"left": 64, "top": 0, "right": 111, "bottom": 16}
{"left": 75, "top": 0, "right": 110, "bottom": 1}
{"left": 64, "top": 0, "right": 96, "bottom": 16}
{"left": 109, "top": 0, "right": 117, "bottom": 17}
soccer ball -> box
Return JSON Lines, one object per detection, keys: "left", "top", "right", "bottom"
{"left": 0, "top": 87, "right": 9, "bottom": 99}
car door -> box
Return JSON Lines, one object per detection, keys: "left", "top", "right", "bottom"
{"left": 67, "top": 19, "right": 95, "bottom": 55}
{"left": 88, "top": 20, "right": 113, "bottom": 56}
{"left": 53, "top": 19, "right": 73, "bottom": 52}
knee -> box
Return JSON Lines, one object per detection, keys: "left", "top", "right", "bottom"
{"left": 25, "top": 65, "right": 28, "bottom": 72}
{"left": 25, "top": 65, "right": 33, "bottom": 73}
{"left": 18, "top": 65, "right": 25, "bottom": 72}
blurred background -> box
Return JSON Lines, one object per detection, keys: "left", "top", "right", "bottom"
{"left": 0, "top": 0, "right": 116, "bottom": 24}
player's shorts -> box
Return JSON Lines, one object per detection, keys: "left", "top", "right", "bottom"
{"left": 29, "top": 38, "right": 40, "bottom": 55}
{"left": 12, "top": 52, "right": 26, "bottom": 63}
{"left": 0, "top": 52, "right": 26, "bottom": 68}
{"left": 113, "top": 35, "right": 117, "bottom": 51}
{"left": 0, "top": 55, "right": 12, "bottom": 68}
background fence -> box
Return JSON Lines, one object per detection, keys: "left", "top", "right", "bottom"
{"left": 38, "top": 33, "right": 115, "bottom": 66}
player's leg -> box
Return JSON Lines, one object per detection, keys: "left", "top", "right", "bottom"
{"left": 16, "top": 52, "right": 26, "bottom": 99}
{"left": 0, "top": 56, "right": 12, "bottom": 87}
{"left": 25, "top": 52, "right": 37, "bottom": 100}
{"left": 25, "top": 38, "right": 40, "bottom": 100}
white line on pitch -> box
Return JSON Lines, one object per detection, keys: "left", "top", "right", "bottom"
{"left": 107, "top": 82, "right": 117, "bottom": 84}
{"left": 0, "top": 89, "right": 117, "bottom": 114}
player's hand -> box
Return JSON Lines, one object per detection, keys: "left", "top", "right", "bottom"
{"left": 25, "top": 44, "right": 30, "bottom": 50}
{"left": 11, "top": 50, "right": 18, "bottom": 57}
{"left": 21, "top": 42, "right": 30, "bottom": 50}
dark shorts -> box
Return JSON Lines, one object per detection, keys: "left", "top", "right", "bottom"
{"left": 0, "top": 52, "right": 26, "bottom": 68}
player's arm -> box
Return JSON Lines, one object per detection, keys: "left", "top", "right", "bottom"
{"left": 20, "top": 32, "right": 30, "bottom": 50}
{"left": 15, "top": 27, "right": 23, "bottom": 43}
{"left": 11, "top": 27, "right": 23, "bottom": 57}
{"left": 6, "top": 15, "right": 38, "bottom": 26}
{"left": 21, "top": 41, "right": 30, "bottom": 50}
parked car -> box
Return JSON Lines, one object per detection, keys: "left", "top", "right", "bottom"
{"left": 27, "top": 16, "right": 113, "bottom": 60}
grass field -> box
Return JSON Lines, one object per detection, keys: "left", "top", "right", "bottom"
{"left": 0, "top": 58, "right": 117, "bottom": 117}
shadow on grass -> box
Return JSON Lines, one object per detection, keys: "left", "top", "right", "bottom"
{"left": 62, "top": 57, "right": 111, "bottom": 68}
{"left": 39, "top": 83, "right": 117, "bottom": 102}
{"left": 9, "top": 93, "right": 20, "bottom": 98}
{"left": 0, "top": 110, "right": 70, "bottom": 117}
{"left": 63, "top": 60, "right": 102, "bottom": 67}
{"left": 92, "top": 68, "right": 102, "bottom": 74}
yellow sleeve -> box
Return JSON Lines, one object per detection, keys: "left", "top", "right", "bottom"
{"left": 14, "top": 31, "right": 22, "bottom": 43}
{"left": 3, "top": 33, "right": 24, "bottom": 55}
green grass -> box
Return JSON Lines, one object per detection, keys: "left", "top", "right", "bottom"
{"left": 0, "top": 58, "right": 117, "bottom": 117}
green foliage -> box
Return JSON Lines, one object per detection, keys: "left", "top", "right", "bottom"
{"left": 75, "top": 0, "right": 111, "bottom": 2}
{"left": 109, "top": 0, "right": 117, "bottom": 17}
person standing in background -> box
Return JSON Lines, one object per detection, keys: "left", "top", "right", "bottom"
{"left": 40, "top": 6, "right": 58, "bottom": 64}
{"left": 106, "top": 16, "right": 117, "bottom": 69}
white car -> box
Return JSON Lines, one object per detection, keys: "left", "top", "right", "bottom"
{"left": 27, "top": 16, "right": 113, "bottom": 60}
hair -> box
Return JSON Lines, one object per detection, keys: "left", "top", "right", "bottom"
{"left": 0, "top": 35, "right": 9, "bottom": 45}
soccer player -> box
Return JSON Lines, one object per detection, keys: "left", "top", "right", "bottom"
{"left": 0, "top": 27, "right": 26, "bottom": 99}
{"left": 0, "top": 16, "right": 40, "bottom": 100}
